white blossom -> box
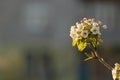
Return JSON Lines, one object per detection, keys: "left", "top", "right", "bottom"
{"left": 92, "top": 22, "right": 98, "bottom": 27}
{"left": 90, "top": 26, "right": 101, "bottom": 35}
{"left": 70, "top": 26, "right": 78, "bottom": 40}
{"left": 70, "top": 26, "right": 76, "bottom": 32}
{"left": 76, "top": 22, "right": 84, "bottom": 31}
{"left": 80, "top": 30, "right": 89, "bottom": 38}
{"left": 83, "top": 18, "right": 87, "bottom": 21}
{"left": 70, "top": 18, "right": 107, "bottom": 40}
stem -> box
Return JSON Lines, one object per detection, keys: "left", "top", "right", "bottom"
{"left": 90, "top": 43, "right": 113, "bottom": 71}
{"left": 94, "top": 51, "right": 113, "bottom": 70}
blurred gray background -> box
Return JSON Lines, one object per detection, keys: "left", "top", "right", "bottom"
{"left": 0, "top": 0, "right": 120, "bottom": 80}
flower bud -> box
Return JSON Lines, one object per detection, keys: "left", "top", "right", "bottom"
{"left": 112, "top": 63, "right": 120, "bottom": 80}
{"left": 102, "top": 25, "right": 107, "bottom": 29}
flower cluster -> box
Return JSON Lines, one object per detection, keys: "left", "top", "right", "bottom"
{"left": 112, "top": 63, "right": 120, "bottom": 80}
{"left": 70, "top": 18, "right": 107, "bottom": 51}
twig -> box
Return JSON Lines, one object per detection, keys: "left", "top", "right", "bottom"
{"left": 90, "top": 42, "right": 113, "bottom": 71}
{"left": 94, "top": 51, "right": 113, "bottom": 70}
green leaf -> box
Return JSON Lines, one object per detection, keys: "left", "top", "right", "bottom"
{"left": 84, "top": 57, "right": 94, "bottom": 61}
{"left": 97, "top": 39, "right": 103, "bottom": 45}
{"left": 84, "top": 52, "right": 95, "bottom": 61}
{"left": 72, "top": 39, "right": 78, "bottom": 46}
{"left": 86, "top": 38, "right": 94, "bottom": 43}
{"left": 91, "top": 52, "right": 95, "bottom": 56}
{"left": 85, "top": 53, "right": 90, "bottom": 57}
{"left": 77, "top": 41, "right": 87, "bottom": 51}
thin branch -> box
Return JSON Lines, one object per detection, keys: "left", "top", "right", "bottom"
{"left": 94, "top": 51, "right": 113, "bottom": 70}
{"left": 90, "top": 42, "right": 113, "bottom": 71}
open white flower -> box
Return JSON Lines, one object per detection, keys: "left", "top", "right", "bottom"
{"left": 76, "top": 22, "right": 84, "bottom": 30}
{"left": 92, "top": 22, "right": 98, "bottom": 27}
{"left": 70, "top": 26, "right": 76, "bottom": 32}
{"left": 70, "top": 26, "right": 78, "bottom": 40}
{"left": 80, "top": 30, "right": 89, "bottom": 38}
{"left": 70, "top": 33, "right": 77, "bottom": 40}
{"left": 90, "top": 26, "right": 101, "bottom": 35}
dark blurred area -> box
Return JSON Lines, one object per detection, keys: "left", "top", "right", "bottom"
{"left": 0, "top": 0, "right": 120, "bottom": 80}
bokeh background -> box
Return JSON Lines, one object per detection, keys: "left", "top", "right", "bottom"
{"left": 0, "top": 0, "right": 120, "bottom": 80}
